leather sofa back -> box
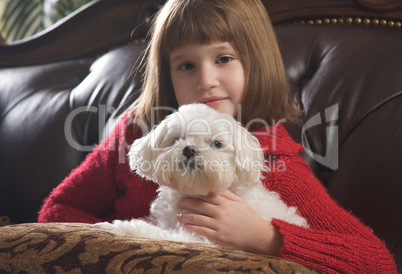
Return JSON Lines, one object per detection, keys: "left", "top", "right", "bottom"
{"left": 0, "top": 43, "right": 143, "bottom": 222}
{"left": 276, "top": 22, "right": 402, "bottom": 268}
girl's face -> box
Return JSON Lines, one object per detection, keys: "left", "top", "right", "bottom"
{"left": 169, "top": 41, "right": 245, "bottom": 117}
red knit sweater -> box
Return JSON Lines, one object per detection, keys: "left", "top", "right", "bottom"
{"left": 38, "top": 115, "right": 397, "bottom": 274}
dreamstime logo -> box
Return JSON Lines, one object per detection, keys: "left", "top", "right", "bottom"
{"left": 64, "top": 104, "right": 339, "bottom": 170}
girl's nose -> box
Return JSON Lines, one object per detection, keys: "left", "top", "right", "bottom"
{"left": 196, "top": 65, "right": 219, "bottom": 91}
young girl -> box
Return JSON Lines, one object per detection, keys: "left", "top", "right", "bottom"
{"left": 38, "top": 0, "right": 397, "bottom": 273}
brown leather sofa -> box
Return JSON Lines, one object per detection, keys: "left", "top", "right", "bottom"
{"left": 0, "top": 0, "right": 401, "bottom": 272}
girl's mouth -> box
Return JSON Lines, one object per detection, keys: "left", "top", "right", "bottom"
{"left": 200, "top": 97, "right": 227, "bottom": 106}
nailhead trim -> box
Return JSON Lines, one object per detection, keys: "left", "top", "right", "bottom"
{"left": 296, "top": 17, "right": 401, "bottom": 29}
{"left": 0, "top": 216, "right": 12, "bottom": 227}
{"left": 132, "top": 38, "right": 146, "bottom": 44}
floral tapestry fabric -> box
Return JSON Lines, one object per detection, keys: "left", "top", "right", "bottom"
{"left": 0, "top": 223, "right": 320, "bottom": 273}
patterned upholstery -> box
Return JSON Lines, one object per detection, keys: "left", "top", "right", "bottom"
{"left": 0, "top": 223, "right": 319, "bottom": 273}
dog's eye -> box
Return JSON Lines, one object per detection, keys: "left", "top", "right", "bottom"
{"left": 210, "top": 140, "right": 221, "bottom": 149}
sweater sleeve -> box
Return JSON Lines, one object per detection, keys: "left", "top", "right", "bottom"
{"left": 38, "top": 115, "right": 133, "bottom": 223}
{"left": 268, "top": 155, "right": 397, "bottom": 274}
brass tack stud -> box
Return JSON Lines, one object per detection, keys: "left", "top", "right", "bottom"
{"left": 294, "top": 17, "right": 400, "bottom": 30}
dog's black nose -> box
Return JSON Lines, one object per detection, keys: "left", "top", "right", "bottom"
{"left": 183, "top": 146, "right": 197, "bottom": 158}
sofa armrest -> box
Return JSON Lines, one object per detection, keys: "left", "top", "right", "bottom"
{"left": 0, "top": 223, "right": 319, "bottom": 273}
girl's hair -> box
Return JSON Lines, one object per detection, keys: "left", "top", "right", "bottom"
{"left": 130, "top": 0, "right": 301, "bottom": 128}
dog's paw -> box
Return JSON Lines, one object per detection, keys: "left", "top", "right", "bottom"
{"left": 91, "top": 219, "right": 149, "bottom": 236}
{"left": 91, "top": 221, "right": 115, "bottom": 231}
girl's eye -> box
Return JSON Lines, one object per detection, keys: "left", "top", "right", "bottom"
{"left": 178, "top": 63, "right": 194, "bottom": 71}
{"left": 217, "top": 56, "right": 232, "bottom": 64}
{"left": 210, "top": 140, "right": 221, "bottom": 149}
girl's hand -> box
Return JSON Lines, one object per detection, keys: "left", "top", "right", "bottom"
{"left": 177, "top": 190, "right": 283, "bottom": 255}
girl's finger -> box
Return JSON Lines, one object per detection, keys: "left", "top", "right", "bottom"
{"left": 177, "top": 212, "right": 216, "bottom": 229}
{"left": 217, "top": 189, "right": 242, "bottom": 201}
{"left": 183, "top": 223, "right": 219, "bottom": 241}
{"left": 192, "top": 192, "right": 221, "bottom": 204}
{"left": 218, "top": 189, "right": 243, "bottom": 202}
{"left": 179, "top": 192, "right": 221, "bottom": 209}
{"left": 178, "top": 196, "right": 216, "bottom": 215}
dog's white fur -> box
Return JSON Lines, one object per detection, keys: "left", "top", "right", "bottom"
{"left": 92, "top": 104, "right": 308, "bottom": 242}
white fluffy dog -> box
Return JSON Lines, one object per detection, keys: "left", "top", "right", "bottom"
{"left": 93, "top": 104, "right": 308, "bottom": 242}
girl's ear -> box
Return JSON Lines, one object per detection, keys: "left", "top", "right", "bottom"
{"left": 235, "top": 125, "right": 267, "bottom": 185}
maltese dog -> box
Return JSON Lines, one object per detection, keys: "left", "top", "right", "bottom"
{"left": 92, "top": 104, "right": 308, "bottom": 242}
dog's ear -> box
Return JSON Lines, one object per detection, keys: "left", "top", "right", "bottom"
{"left": 235, "top": 125, "right": 267, "bottom": 185}
{"left": 127, "top": 116, "right": 172, "bottom": 181}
